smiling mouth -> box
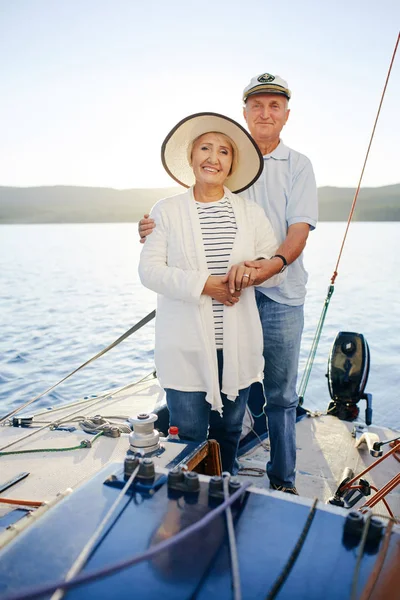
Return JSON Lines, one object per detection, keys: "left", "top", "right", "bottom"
{"left": 202, "top": 166, "right": 220, "bottom": 173}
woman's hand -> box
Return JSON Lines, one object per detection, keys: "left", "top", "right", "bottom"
{"left": 226, "top": 262, "right": 257, "bottom": 294}
{"left": 202, "top": 276, "right": 240, "bottom": 306}
{"left": 138, "top": 214, "right": 155, "bottom": 243}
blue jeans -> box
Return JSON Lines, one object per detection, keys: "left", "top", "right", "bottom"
{"left": 256, "top": 291, "right": 304, "bottom": 487}
{"left": 165, "top": 351, "right": 250, "bottom": 474}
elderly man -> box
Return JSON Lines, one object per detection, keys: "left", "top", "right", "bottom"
{"left": 139, "top": 73, "right": 318, "bottom": 494}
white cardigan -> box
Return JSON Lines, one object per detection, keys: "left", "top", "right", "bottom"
{"left": 138, "top": 187, "right": 285, "bottom": 413}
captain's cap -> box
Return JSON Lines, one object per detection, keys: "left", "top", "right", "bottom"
{"left": 243, "top": 73, "right": 291, "bottom": 102}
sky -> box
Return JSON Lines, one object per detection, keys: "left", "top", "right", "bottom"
{"left": 1, "top": 0, "right": 399, "bottom": 190}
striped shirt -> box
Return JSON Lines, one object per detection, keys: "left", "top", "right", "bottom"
{"left": 196, "top": 197, "right": 237, "bottom": 348}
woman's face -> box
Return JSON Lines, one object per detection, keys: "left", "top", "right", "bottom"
{"left": 190, "top": 132, "right": 233, "bottom": 187}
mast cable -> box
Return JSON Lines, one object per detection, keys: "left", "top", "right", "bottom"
{"left": 0, "top": 310, "right": 155, "bottom": 426}
{"left": 298, "top": 33, "right": 399, "bottom": 404}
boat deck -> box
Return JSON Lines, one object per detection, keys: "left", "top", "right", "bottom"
{"left": 1, "top": 376, "right": 399, "bottom": 521}
{"left": 239, "top": 414, "right": 400, "bottom": 519}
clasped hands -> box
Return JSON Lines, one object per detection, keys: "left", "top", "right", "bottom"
{"left": 203, "top": 262, "right": 260, "bottom": 306}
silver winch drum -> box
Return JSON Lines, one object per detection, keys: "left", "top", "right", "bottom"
{"left": 128, "top": 412, "right": 160, "bottom": 453}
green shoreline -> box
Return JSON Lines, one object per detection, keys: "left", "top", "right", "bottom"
{"left": 1, "top": 184, "right": 399, "bottom": 223}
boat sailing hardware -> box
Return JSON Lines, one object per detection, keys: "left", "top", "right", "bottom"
{"left": 329, "top": 441, "right": 400, "bottom": 518}
{"left": 104, "top": 458, "right": 167, "bottom": 495}
{"left": 356, "top": 435, "right": 381, "bottom": 457}
{"left": 326, "top": 331, "right": 372, "bottom": 424}
{"left": 12, "top": 417, "right": 33, "bottom": 428}
{"left": 129, "top": 412, "right": 160, "bottom": 454}
{"left": 0, "top": 472, "right": 30, "bottom": 494}
{"left": 79, "top": 415, "right": 131, "bottom": 437}
{"left": 372, "top": 434, "right": 400, "bottom": 454}
{"left": 342, "top": 511, "right": 384, "bottom": 552}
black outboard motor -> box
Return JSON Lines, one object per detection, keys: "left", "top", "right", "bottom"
{"left": 326, "top": 331, "right": 372, "bottom": 425}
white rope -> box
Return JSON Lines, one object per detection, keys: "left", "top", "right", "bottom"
{"left": 50, "top": 463, "right": 140, "bottom": 600}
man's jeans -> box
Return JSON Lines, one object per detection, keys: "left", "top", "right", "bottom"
{"left": 255, "top": 291, "right": 304, "bottom": 487}
{"left": 165, "top": 351, "right": 250, "bottom": 474}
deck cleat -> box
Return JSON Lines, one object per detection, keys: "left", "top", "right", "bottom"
{"left": 138, "top": 458, "right": 156, "bottom": 480}
{"left": 124, "top": 455, "right": 140, "bottom": 479}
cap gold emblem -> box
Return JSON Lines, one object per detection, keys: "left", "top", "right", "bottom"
{"left": 257, "top": 74, "right": 275, "bottom": 83}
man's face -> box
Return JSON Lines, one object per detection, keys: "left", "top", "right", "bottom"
{"left": 243, "top": 93, "right": 290, "bottom": 144}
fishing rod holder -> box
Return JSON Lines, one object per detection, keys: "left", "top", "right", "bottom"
{"left": 326, "top": 331, "right": 372, "bottom": 425}
{"left": 128, "top": 412, "right": 160, "bottom": 454}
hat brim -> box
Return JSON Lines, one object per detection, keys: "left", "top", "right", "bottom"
{"left": 161, "top": 112, "right": 263, "bottom": 194}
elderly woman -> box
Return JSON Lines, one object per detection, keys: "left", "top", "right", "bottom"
{"left": 139, "top": 112, "right": 285, "bottom": 473}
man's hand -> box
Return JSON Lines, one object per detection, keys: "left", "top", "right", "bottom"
{"left": 243, "top": 258, "right": 281, "bottom": 286}
{"left": 138, "top": 214, "right": 155, "bottom": 243}
{"left": 226, "top": 262, "right": 257, "bottom": 294}
{"left": 203, "top": 276, "right": 241, "bottom": 306}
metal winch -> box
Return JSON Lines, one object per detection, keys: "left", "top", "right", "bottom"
{"left": 128, "top": 412, "right": 160, "bottom": 454}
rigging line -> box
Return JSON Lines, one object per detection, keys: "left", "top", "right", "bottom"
{"left": 0, "top": 310, "right": 156, "bottom": 426}
{"left": 223, "top": 473, "right": 242, "bottom": 600}
{"left": 265, "top": 498, "right": 319, "bottom": 600}
{"left": 50, "top": 463, "right": 141, "bottom": 600}
{"left": 31, "top": 370, "right": 156, "bottom": 420}
{"left": 359, "top": 519, "right": 394, "bottom": 600}
{"left": 0, "top": 372, "right": 155, "bottom": 452}
{"left": 3, "top": 481, "right": 252, "bottom": 600}
{"left": 298, "top": 32, "right": 399, "bottom": 403}
{"left": 350, "top": 511, "right": 373, "bottom": 600}
{"left": 331, "top": 32, "right": 399, "bottom": 285}
{"left": 298, "top": 284, "right": 334, "bottom": 403}
{"left": 0, "top": 431, "right": 104, "bottom": 457}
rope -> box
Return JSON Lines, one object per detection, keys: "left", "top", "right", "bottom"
{"left": 29, "top": 374, "right": 156, "bottom": 420}
{"left": 0, "top": 432, "right": 104, "bottom": 456}
{"left": 223, "top": 473, "right": 242, "bottom": 600}
{"left": 0, "top": 371, "right": 154, "bottom": 453}
{"left": 2, "top": 481, "right": 251, "bottom": 600}
{"left": 78, "top": 416, "right": 131, "bottom": 435}
{"left": 331, "top": 32, "right": 399, "bottom": 286}
{"left": 0, "top": 310, "right": 156, "bottom": 426}
{"left": 350, "top": 511, "right": 373, "bottom": 600}
{"left": 297, "top": 32, "right": 399, "bottom": 403}
{"left": 265, "top": 498, "right": 318, "bottom": 599}
{"left": 50, "top": 463, "right": 141, "bottom": 600}
{"left": 359, "top": 519, "right": 395, "bottom": 600}
{"left": 237, "top": 467, "right": 265, "bottom": 477}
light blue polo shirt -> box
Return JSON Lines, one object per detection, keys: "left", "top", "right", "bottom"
{"left": 241, "top": 140, "right": 318, "bottom": 306}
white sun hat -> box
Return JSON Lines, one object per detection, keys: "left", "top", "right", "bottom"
{"left": 243, "top": 73, "right": 291, "bottom": 102}
{"left": 161, "top": 112, "right": 263, "bottom": 193}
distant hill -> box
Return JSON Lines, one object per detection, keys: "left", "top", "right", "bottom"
{"left": 318, "top": 184, "right": 400, "bottom": 221}
{"left": 0, "top": 183, "right": 399, "bottom": 223}
{"left": 0, "top": 186, "right": 183, "bottom": 224}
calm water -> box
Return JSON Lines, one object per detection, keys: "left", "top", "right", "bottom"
{"left": 1, "top": 222, "right": 399, "bottom": 429}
